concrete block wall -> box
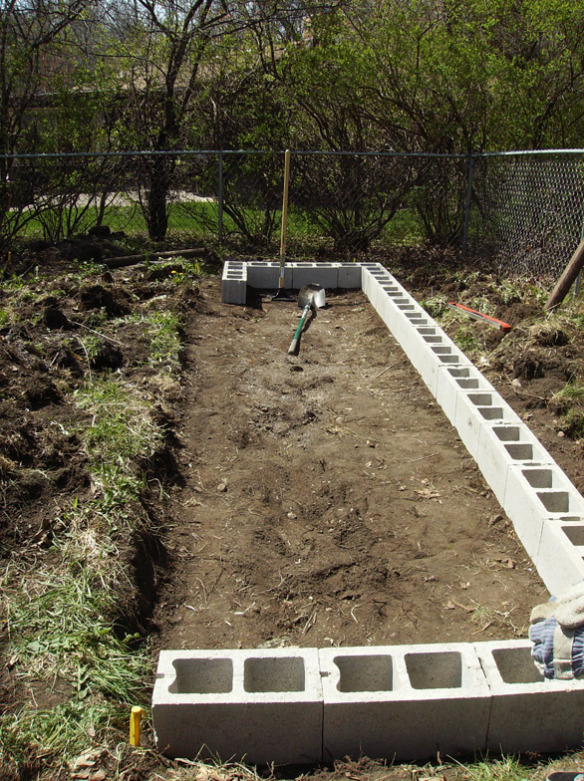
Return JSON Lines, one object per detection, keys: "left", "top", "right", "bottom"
{"left": 221, "top": 261, "right": 363, "bottom": 303}
{"left": 358, "top": 263, "right": 584, "bottom": 595}
{"left": 153, "top": 642, "right": 584, "bottom": 763}
{"left": 166, "top": 260, "right": 584, "bottom": 765}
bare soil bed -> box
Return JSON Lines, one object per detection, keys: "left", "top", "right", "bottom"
{"left": 4, "top": 245, "right": 584, "bottom": 781}
{"left": 153, "top": 278, "right": 548, "bottom": 654}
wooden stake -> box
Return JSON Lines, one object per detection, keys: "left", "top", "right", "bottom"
{"left": 278, "top": 149, "right": 291, "bottom": 290}
{"left": 545, "top": 238, "right": 584, "bottom": 310}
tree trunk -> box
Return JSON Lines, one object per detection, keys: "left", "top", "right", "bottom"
{"left": 147, "top": 157, "right": 170, "bottom": 241}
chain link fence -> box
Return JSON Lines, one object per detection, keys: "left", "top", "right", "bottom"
{"left": 467, "top": 151, "right": 584, "bottom": 280}
{"left": 2, "top": 149, "right": 584, "bottom": 281}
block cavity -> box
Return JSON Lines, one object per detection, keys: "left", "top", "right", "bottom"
{"left": 320, "top": 644, "right": 490, "bottom": 762}
{"left": 221, "top": 261, "right": 247, "bottom": 305}
{"left": 153, "top": 648, "right": 323, "bottom": 764}
{"left": 476, "top": 640, "right": 584, "bottom": 754}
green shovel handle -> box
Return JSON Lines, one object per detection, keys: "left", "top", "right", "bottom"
{"left": 288, "top": 303, "right": 311, "bottom": 354}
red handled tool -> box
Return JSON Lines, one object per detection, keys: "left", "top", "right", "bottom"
{"left": 448, "top": 302, "right": 512, "bottom": 332}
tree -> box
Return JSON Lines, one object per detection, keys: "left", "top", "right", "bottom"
{"left": 0, "top": 0, "right": 97, "bottom": 253}
{"left": 103, "top": 0, "right": 341, "bottom": 241}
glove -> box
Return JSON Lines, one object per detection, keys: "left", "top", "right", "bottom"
{"left": 529, "top": 581, "right": 584, "bottom": 679}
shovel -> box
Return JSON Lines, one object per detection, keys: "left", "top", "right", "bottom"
{"left": 287, "top": 283, "right": 326, "bottom": 355}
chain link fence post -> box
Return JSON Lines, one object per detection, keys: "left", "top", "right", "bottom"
{"left": 218, "top": 151, "right": 223, "bottom": 245}
{"left": 461, "top": 152, "right": 474, "bottom": 260}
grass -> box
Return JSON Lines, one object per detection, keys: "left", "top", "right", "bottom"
{"left": 75, "top": 377, "right": 160, "bottom": 461}
{"left": 0, "top": 266, "right": 185, "bottom": 776}
{"left": 13, "top": 199, "right": 428, "bottom": 250}
{"left": 119, "top": 310, "right": 182, "bottom": 371}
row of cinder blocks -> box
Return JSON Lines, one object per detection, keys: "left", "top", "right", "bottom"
{"left": 221, "top": 261, "right": 363, "bottom": 304}
{"left": 360, "top": 264, "right": 584, "bottom": 596}
{"left": 219, "top": 261, "right": 584, "bottom": 597}
{"left": 153, "top": 643, "right": 584, "bottom": 764}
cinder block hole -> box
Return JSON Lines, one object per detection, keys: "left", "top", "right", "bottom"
{"left": 431, "top": 346, "right": 452, "bottom": 354}
{"left": 457, "top": 379, "right": 480, "bottom": 389}
{"left": 448, "top": 368, "right": 471, "bottom": 377}
{"left": 405, "top": 651, "right": 462, "bottom": 689}
{"left": 561, "top": 516, "right": 582, "bottom": 522}
{"left": 334, "top": 655, "right": 393, "bottom": 692}
{"left": 468, "top": 393, "right": 492, "bottom": 406}
{"left": 522, "top": 469, "right": 553, "bottom": 488}
{"left": 492, "top": 646, "right": 543, "bottom": 683}
{"left": 170, "top": 658, "right": 233, "bottom": 694}
{"left": 418, "top": 327, "right": 436, "bottom": 335}
{"left": 562, "top": 526, "right": 584, "bottom": 545}
{"left": 382, "top": 287, "right": 400, "bottom": 294}
{"left": 422, "top": 336, "right": 443, "bottom": 343}
{"left": 479, "top": 407, "right": 504, "bottom": 420}
{"left": 537, "top": 491, "right": 570, "bottom": 513}
{"left": 494, "top": 427, "right": 521, "bottom": 442}
{"left": 397, "top": 305, "right": 415, "bottom": 311}
{"left": 410, "top": 319, "right": 428, "bottom": 325}
{"left": 438, "top": 355, "right": 459, "bottom": 363}
{"left": 226, "top": 275, "right": 243, "bottom": 279}
{"left": 244, "top": 657, "right": 305, "bottom": 692}
{"left": 505, "top": 443, "right": 533, "bottom": 460}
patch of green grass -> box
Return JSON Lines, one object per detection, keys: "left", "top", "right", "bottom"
{"left": 561, "top": 408, "right": 584, "bottom": 439}
{"left": 75, "top": 377, "right": 160, "bottom": 462}
{"left": 552, "top": 380, "right": 584, "bottom": 439}
{"left": 121, "top": 310, "right": 182, "bottom": 371}
{"left": 0, "top": 295, "right": 184, "bottom": 772}
{"left": 555, "top": 381, "right": 584, "bottom": 402}
{"left": 420, "top": 293, "right": 450, "bottom": 319}
{"left": 469, "top": 295, "right": 496, "bottom": 318}
{"left": 460, "top": 755, "right": 534, "bottom": 781}
{"left": 454, "top": 324, "right": 481, "bottom": 355}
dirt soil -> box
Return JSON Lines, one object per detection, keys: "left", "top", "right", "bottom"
{"left": 153, "top": 279, "right": 547, "bottom": 653}
{"left": 4, "top": 245, "right": 584, "bottom": 780}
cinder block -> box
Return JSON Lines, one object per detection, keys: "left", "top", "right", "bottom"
{"left": 453, "top": 390, "right": 522, "bottom": 461}
{"left": 476, "top": 640, "right": 584, "bottom": 754}
{"left": 246, "top": 261, "right": 292, "bottom": 290}
{"left": 290, "top": 262, "right": 339, "bottom": 289}
{"left": 361, "top": 265, "right": 387, "bottom": 302}
{"left": 338, "top": 263, "right": 362, "bottom": 288}
{"left": 417, "top": 335, "right": 471, "bottom": 395}
{"left": 221, "top": 261, "right": 247, "bottom": 305}
{"left": 535, "top": 520, "right": 584, "bottom": 593}
{"left": 153, "top": 648, "right": 323, "bottom": 764}
{"left": 503, "top": 464, "right": 584, "bottom": 560}
{"left": 435, "top": 366, "right": 498, "bottom": 426}
{"left": 474, "top": 423, "right": 553, "bottom": 507}
{"left": 320, "top": 644, "right": 490, "bottom": 762}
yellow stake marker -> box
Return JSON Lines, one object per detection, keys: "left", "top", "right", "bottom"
{"left": 129, "top": 706, "right": 145, "bottom": 747}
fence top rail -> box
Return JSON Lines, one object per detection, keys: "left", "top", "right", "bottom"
{"left": 1, "top": 148, "right": 584, "bottom": 162}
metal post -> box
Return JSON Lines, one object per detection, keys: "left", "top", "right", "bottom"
{"left": 218, "top": 151, "right": 223, "bottom": 244}
{"left": 461, "top": 152, "right": 474, "bottom": 259}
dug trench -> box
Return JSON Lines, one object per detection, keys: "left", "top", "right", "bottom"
{"left": 151, "top": 278, "right": 548, "bottom": 656}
